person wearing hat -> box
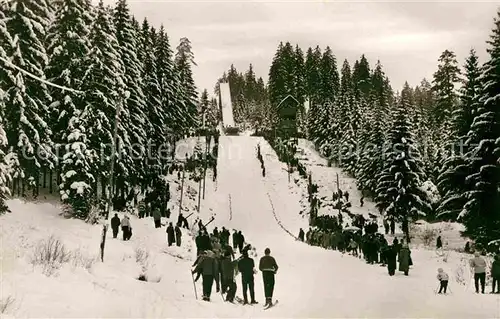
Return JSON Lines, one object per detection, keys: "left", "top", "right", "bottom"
{"left": 259, "top": 248, "right": 279, "bottom": 307}
{"left": 470, "top": 251, "right": 487, "bottom": 293}
{"left": 436, "top": 268, "right": 449, "bottom": 294}
{"left": 220, "top": 250, "right": 238, "bottom": 302}
{"left": 192, "top": 250, "right": 220, "bottom": 301}
{"left": 238, "top": 249, "right": 257, "bottom": 305}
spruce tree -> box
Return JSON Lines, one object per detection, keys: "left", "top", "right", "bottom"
{"left": 175, "top": 37, "right": 199, "bottom": 133}
{"left": 431, "top": 50, "right": 460, "bottom": 142}
{"left": 140, "top": 18, "right": 164, "bottom": 181}
{"left": 4, "top": 0, "right": 55, "bottom": 189}
{"left": 0, "top": 6, "right": 12, "bottom": 213}
{"left": 83, "top": 0, "right": 129, "bottom": 197}
{"left": 59, "top": 112, "right": 94, "bottom": 218}
{"left": 352, "top": 54, "right": 371, "bottom": 101}
{"left": 376, "top": 90, "right": 430, "bottom": 242}
{"left": 114, "top": 0, "right": 148, "bottom": 187}
{"left": 459, "top": 11, "right": 500, "bottom": 245}
{"left": 155, "top": 25, "right": 180, "bottom": 137}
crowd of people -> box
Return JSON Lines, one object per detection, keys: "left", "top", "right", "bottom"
{"left": 191, "top": 224, "right": 279, "bottom": 307}
{"left": 300, "top": 218, "right": 413, "bottom": 276}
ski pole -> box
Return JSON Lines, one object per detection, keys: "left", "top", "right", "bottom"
{"left": 191, "top": 270, "right": 198, "bottom": 300}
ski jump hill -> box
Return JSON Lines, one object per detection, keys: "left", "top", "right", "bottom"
{"left": 219, "top": 82, "right": 235, "bottom": 129}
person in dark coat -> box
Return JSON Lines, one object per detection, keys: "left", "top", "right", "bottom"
{"left": 175, "top": 225, "right": 182, "bottom": 247}
{"left": 213, "top": 227, "right": 219, "bottom": 238}
{"left": 383, "top": 219, "right": 389, "bottom": 235}
{"left": 436, "top": 236, "right": 443, "bottom": 249}
{"left": 238, "top": 250, "right": 257, "bottom": 304}
{"left": 298, "top": 228, "right": 305, "bottom": 242}
{"left": 200, "top": 230, "right": 212, "bottom": 251}
{"left": 220, "top": 250, "right": 238, "bottom": 302}
{"left": 153, "top": 208, "right": 162, "bottom": 228}
{"left": 491, "top": 254, "right": 500, "bottom": 294}
{"left": 166, "top": 223, "right": 175, "bottom": 246}
{"left": 177, "top": 213, "right": 184, "bottom": 227}
{"left": 111, "top": 214, "right": 121, "bottom": 238}
{"left": 390, "top": 218, "right": 395, "bottom": 235}
{"left": 259, "top": 248, "right": 278, "bottom": 307}
{"left": 398, "top": 244, "right": 411, "bottom": 275}
{"left": 385, "top": 245, "right": 397, "bottom": 276}
{"left": 238, "top": 231, "right": 245, "bottom": 252}
{"left": 232, "top": 230, "right": 238, "bottom": 249}
{"left": 192, "top": 250, "right": 220, "bottom": 301}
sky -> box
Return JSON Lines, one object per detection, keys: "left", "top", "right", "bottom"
{"left": 100, "top": 0, "right": 499, "bottom": 97}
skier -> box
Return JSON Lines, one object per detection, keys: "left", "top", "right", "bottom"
{"left": 360, "top": 196, "right": 364, "bottom": 207}
{"left": 436, "top": 236, "right": 443, "bottom": 249}
{"left": 383, "top": 219, "right": 389, "bottom": 235}
{"left": 259, "top": 248, "right": 278, "bottom": 307}
{"left": 177, "top": 213, "right": 184, "bottom": 227}
{"left": 491, "top": 254, "right": 500, "bottom": 294}
{"left": 238, "top": 249, "right": 258, "bottom": 305}
{"left": 220, "top": 250, "right": 238, "bottom": 302}
{"left": 398, "top": 243, "right": 411, "bottom": 276}
{"left": 436, "top": 268, "right": 449, "bottom": 294}
{"left": 110, "top": 213, "right": 121, "bottom": 238}
{"left": 390, "top": 217, "right": 395, "bottom": 235}
{"left": 213, "top": 227, "right": 219, "bottom": 238}
{"left": 298, "top": 228, "right": 305, "bottom": 242}
{"left": 238, "top": 231, "right": 245, "bottom": 252}
{"left": 386, "top": 245, "right": 397, "bottom": 276}
{"left": 166, "top": 222, "right": 175, "bottom": 246}
{"left": 153, "top": 208, "right": 162, "bottom": 228}
{"left": 344, "top": 191, "right": 349, "bottom": 201}
{"left": 192, "top": 250, "right": 220, "bottom": 301}
{"left": 175, "top": 224, "right": 182, "bottom": 247}
{"left": 138, "top": 200, "right": 146, "bottom": 218}
{"left": 470, "top": 251, "right": 487, "bottom": 293}
{"left": 232, "top": 230, "right": 238, "bottom": 249}
{"left": 121, "top": 215, "right": 131, "bottom": 241}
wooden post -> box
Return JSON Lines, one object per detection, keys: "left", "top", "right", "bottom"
{"left": 100, "top": 224, "right": 107, "bottom": 262}
{"left": 197, "top": 178, "right": 202, "bottom": 213}
{"left": 202, "top": 138, "right": 209, "bottom": 199}
{"left": 178, "top": 168, "right": 185, "bottom": 215}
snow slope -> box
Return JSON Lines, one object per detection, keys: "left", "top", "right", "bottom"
{"left": 2, "top": 136, "right": 499, "bottom": 318}
{"left": 220, "top": 82, "right": 235, "bottom": 128}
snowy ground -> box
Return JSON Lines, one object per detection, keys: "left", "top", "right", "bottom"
{"left": 1, "top": 136, "right": 499, "bottom": 318}
{"left": 296, "top": 139, "right": 379, "bottom": 225}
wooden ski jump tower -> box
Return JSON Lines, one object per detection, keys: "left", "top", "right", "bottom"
{"left": 218, "top": 82, "right": 236, "bottom": 134}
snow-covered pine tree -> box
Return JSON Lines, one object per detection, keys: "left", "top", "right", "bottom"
{"left": 155, "top": 25, "right": 180, "bottom": 139}
{"left": 140, "top": 19, "right": 165, "bottom": 182}
{"left": 337, "top": 92, "right": 360, "bottom": 174}
{"left": 305, "top": 47, "right": 322, "bottom": 138}
{"left": 175, "top": 37, "right": 199, "bottom": 133}
{"left": 59, "top": 111, "right": 94, "bottom": 219}
{"left": 352, "top": 54, "right": 371, "bottom": 102}
{"left": 0, "top": 5, "right": 12, "bottom": 212}
{"left": 376, "top": 89, "right": 430, "bottom": 242}
{"left": 437, "top": 49, "right": 481, "bottom": 220}
{"left": 313, "top": 47, "right": 339, "bottom": 154}
{"left": 356, "top": 89, "right": 389, "bottom": 195}
{"left": 459, "top": 10, "right": 500, "bottom": 245}
{"left": 114, "top": 0, "right": 148, "bottom": 188}
{"left": 4, "top": 0, "right": 56, "bottom": 192}
{"left": 83, "top": 0, "right": 129, "bottom": 198}
{"left": 431, "top": 50, "right": 461, "bottom": 144}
